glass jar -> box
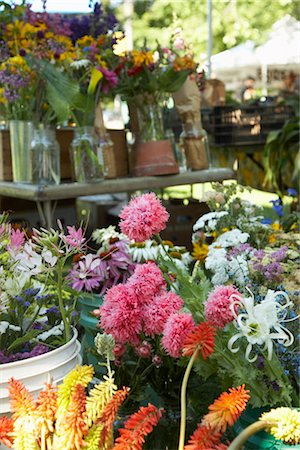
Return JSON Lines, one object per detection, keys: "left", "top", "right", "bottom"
{"left": 179, "top": 121, "right": 210, "bottom": 171}
{"left": 136, "top": 101, "right": 165, "bottom": 142}
{"left": 165, "top": 128, "right": 187, "bottom": 173}
{"left": 70, "top": 126, "right": 104, "bottom": 183}
{"left": 96, "top": 130, "right": 114, "bottom": 179}
{"left": 30, "top": 126, "right": 60, "bottom": 185}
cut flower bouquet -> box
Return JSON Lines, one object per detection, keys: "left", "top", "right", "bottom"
{"left": 91, "top": 189, "right": 299, "bottom": 417}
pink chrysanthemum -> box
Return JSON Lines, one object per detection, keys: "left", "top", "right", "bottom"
{"left": 100, "top": 283, "right": 142, "bottom": 345}
{"left": 128, "top": 261, "right": 166, "bottom": 305}
{"left": 119, "top": 192, "right": 169, "bottom": 241}
{"left": 204, "top": 285, "right": 241, "bottom": 329}
{"left": 143, "top": 291, "right": 184, "bottom": 336}
{"left": 161, "top": 312, "right": 195, "bottom": 358}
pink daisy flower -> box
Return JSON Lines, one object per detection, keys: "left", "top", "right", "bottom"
{"left": 204, "top": 285, "right": 242, "bottom": 328}
{"left": 69, "top": 254, "right": 104, "bottom": 292}
{"left": 128, "top": 261, "right": 166, "bottom": 305}
{"left": 143, "top": 291, "right": 184, "bottom": 336}
{"left": 119, "top": 192, "right": 169, "bottom": 241}
{"left": 161, "top": 312, "right": 195, "bottom": 358}
{"left": 100, "top": 283, "right": 142, "bottom": 345}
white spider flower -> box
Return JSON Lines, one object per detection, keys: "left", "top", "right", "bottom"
{"left": 228, "top": 289, "right": 295, "bottom": 362}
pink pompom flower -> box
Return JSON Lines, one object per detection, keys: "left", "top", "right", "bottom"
{"left": 100, "top": 283, "right": 142, "bottom": 345}
{"left": 128, "top": 261, "right": 166, "bottom": 305}
{"left": 161, "top": 312, "right": 195, "bottom": 358}
{"left": 119, "top": 192, "right": 169, "bottom": 241}
{"left": 143, "top": 291, "right": 184, "bottom": 337}
{"left": 204, "top": 285, "right": 241, "bottom": 328}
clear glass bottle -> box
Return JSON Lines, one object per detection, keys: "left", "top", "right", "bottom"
{"left": 70, "top": 126, "right": 104, "bottom": 183}
{"left": 179, "top": 121, "right": 210, "bottom": 171}
{"left": 96, "top": 130, "right": 114, "bottom": 179}
{"left": 30, "top": 126, "right": 60, "bottom": 185}
{"left": 165, "top": 128, "right": 187, "bottom": 173}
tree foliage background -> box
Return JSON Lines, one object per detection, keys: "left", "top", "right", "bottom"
{"left": 115, "top": 0, "right": 300, "bottom": 59}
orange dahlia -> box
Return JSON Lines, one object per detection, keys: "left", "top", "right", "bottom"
{"left": 182, "top": 322, "right": 216, "bottom": 359}
{"left": 202, "top": 385, "right": 250, "bottom": 433}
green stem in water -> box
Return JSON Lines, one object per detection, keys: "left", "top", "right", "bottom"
{"left": 227, "top": 420, "right": 276, "bottom": 450}
{"left": 57, "top": 259, "right": 70, "bottom": 343}
{"left": 178, "top": 349, "right": 199, "bottom": 450}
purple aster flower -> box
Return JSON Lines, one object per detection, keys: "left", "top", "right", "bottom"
{"left": 270, "top": 246, "right": 288, "bottom": 262}
{"left": 264, "top": 262, "right": 283, "bottom": 281}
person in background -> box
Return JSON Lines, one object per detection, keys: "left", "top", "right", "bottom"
{"left": 240, "top": 76, "right": 256, "bottom": 102}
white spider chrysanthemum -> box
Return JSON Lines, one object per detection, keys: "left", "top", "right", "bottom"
{"left": 193, "top": 211, "right": 228, "bottom": 232}
{"left": 228, "top": 289, "right": 295, "bottom": 362}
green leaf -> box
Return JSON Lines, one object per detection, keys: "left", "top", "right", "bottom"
{"left": 159, "top": 68, "right": 189, "bottom": 93}
{"left": 7, "top": 329, "right": 41, "bottom": 352}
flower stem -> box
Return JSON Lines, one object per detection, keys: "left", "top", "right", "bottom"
{"left": 178, "top": 348, "right": 199, "bottom": 450}
{"left": 227, "top": 420, "right": 276, "bottom": 450}
{"left": 57, "top": 259, "right": 70, "bottom": 342}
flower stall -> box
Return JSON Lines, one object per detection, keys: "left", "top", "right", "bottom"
{"left": 0, "top": 2, "right": 300, "bottom": 450}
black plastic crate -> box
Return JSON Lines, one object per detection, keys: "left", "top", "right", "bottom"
{"left": 211, "top": 104, "right": 293, "bottom": 146}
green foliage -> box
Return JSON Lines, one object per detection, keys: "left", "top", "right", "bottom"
{"left": 263, "top": 102, "right": 300, "bottom": 197}
{"left": 115, "top": 0, "right": 300, "bottom": 57}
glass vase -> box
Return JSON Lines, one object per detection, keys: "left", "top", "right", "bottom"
{"left": 9, "top": 120, "right": 34, "bottom": 183}
{"left": 30, "top": 126, "right": 60, "bottom": 185}
{"left": 70, "top": 126, "right": 104, "bottom": 183}
{"left": 179, "top": 121, "right": 210, "bottom": 170}
{"left": 129, "top": 99, "right": 179, "bottom": 177}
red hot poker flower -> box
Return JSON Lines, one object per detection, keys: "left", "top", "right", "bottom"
{"left": 182, "top": 322, "right": 216, "bottom": 359}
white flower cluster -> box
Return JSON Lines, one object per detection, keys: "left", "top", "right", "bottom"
{"left": 205, "top": 229, "right": 252, "bottom": 287}
{"left": 36, "top": 322, "right": 64, "bottom": 341}
{"left": 193, "top": 211, "right": 229, "bottom": 233}
{"left": 0, "top": 321, "right": 21, "bottom": 334}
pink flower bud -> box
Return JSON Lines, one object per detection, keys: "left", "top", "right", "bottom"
{"left": 113, "top": 343, "right": 126, "bottom": 357}
{"left": 152, "top": 355, "right": 163, "bottom": 367}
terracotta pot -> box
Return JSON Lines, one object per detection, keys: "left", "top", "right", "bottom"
{"left": 132, "top": 139, "right": 179, "bottom": 177}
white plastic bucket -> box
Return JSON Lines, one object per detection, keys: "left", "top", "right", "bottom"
{"left": 0, "top": 328, "right": 82, "bottom": 415}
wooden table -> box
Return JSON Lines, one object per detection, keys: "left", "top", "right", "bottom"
{"left": 0, "top": 167, "right": 236, "bottom": 227}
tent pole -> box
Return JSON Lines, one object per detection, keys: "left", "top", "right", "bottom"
{"left": 261, "top": 63, "right": 268, "bottom": 95}
{"left": 207, "top": 0, "right": 213, "bottom": 78}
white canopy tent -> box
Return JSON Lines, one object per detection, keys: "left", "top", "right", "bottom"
{"left": 210, "top": 15, "right": 300, "bottom": 95}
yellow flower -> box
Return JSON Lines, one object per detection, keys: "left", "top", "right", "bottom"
{"left": 260, "top": 407, "right": 300, "bottom": 445}
{"left": 56, "top": 365, "right": 94, "bottom": 431}
{"left": 86, "top": 376, "right": 117, "bottom": 427}
{"left": 132, "top": 49, "right": 145, "bottom": 66}
{"left": 8, "top": 55, "right": 26, "bottom": 67}
{"left": 271, "top": 222, "right": 282, "bottom": 231}
{"left": 192, "top": 242, "right": 209, "bottom": 261}
{"left": 0, "top": 88, "right": 7, "bottom": 104}
{"left": 77, "top": 35, "right": 96, "bottom": 48}
{"left": 143, "top": 50, "right": 154, "bottom": 65}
